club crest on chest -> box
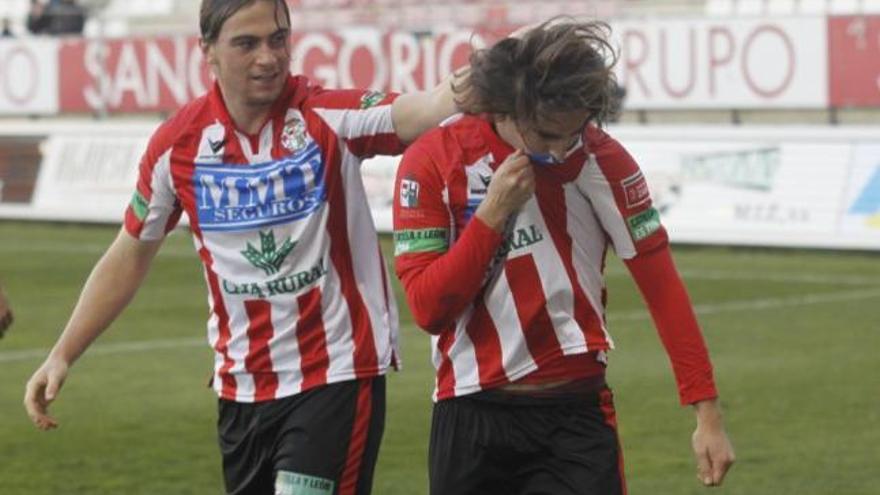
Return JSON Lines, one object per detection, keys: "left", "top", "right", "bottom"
{"left": 281, "top": 117, "right": 309, "bottom": 154}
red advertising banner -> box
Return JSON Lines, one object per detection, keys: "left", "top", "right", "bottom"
{"left": 829, "top": 15, "right": 880, "bottom": 107}
{"left": 57, "top": 29, "right": 492, "bottom": 114}
{"left": 16, "top": 17, "right": 880, "bottom": 114}
{"left": 58, "top": 37, "right": 212, "bottom": 114}
{"left": 289, "top": 29, "right": 489, "bottom": 91}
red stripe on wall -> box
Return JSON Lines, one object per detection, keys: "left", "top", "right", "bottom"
{"left": 296, "top": 287, "right": 331, "bottom": 390}
{"left": 504, "top": 254, "right": 564, "bottom": 363}
{"left": 828, "top": 16, "right": 880, "bottom": 107}
{"left": 338, "top": 379, "right": 373, "bottom": 495}
{"left": 244, "top": 300, "right": 279, "bottom": 402}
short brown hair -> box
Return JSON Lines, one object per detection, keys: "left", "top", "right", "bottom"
{"left": 455, "top": 19, "right": 620, "bottom": 126}
{"left": 200, "top": 0, "right": 291, "bottom": 44}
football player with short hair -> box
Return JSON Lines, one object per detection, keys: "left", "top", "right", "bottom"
{"left": 25, "top": 1, "right": 469, "bottom": 493}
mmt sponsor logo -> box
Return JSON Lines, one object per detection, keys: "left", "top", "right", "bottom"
{"left": 195, "top": 143, "right": 326, "bottom": 231}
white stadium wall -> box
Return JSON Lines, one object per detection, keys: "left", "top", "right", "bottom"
{"left": 0, "top": 122, "right": 878, "bottom": 251}
{"left": 611, "top": 17, "right": 830, "bottom": 109}
{"left": 612, "top": 126, "right": 880, "bottom": 250}
{"left": 0, "top": 39, "right": 59, "bottom": 115}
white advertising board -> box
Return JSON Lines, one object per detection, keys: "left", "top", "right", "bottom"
{"left": 612, "top": 17, "right": 829, "bottom": 109}
{"left": 2, "top": 122, "right": 879, "bottom": 251}
{"left": 31, "top": 132, "right": 149, "bottom": 223}
{"left": 838, "top": 145, "right": 880, "bottom": 241}
{"left": 0, "top": 39, "right": 59, "bottom": 115}
{"left": 612, "top": 126, "right": 880, "bottom": 249}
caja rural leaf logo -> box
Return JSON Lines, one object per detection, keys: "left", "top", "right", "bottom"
{"left": 241, "top": 230, "right": 297, "bottom": 276}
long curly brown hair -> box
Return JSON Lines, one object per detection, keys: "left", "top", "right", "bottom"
{"left": 454, "top": 19, "right": 621, "bottom": 126}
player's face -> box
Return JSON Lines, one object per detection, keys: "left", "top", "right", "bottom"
{"left": 203, "top": 0, "right": 291, "bottom": 112}
{"left": 511, "top": 110, "right": 589, "bottom": 165}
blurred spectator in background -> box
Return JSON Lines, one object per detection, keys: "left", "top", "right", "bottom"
{"left": 2, "top": 18, "right": 13, "bottom": 37}
{"left": 27, "top": 0, "right": 86, "bottom": 36}
{"left": 0, "top": 282, "right": 13, "bottom": 338}
{"left": 26, "top": 0, "right": 47, "bottom": 33}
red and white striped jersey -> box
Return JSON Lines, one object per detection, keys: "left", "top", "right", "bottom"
{"left": 124, "top": 76, "right": 404, "bottom": 403}
{"left": 394, "top": 115, "right": 716, "bottom": 403}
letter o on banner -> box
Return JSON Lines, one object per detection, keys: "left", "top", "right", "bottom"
{"left": 741, "top": 25, "right": 795, "bottom": 99}
{"left": 338, "top": 32, "right": 387, "bottom": 90}
{"left": 2, "top": 46, "right": 39, "bottom": 106}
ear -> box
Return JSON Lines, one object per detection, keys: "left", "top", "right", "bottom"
{"left": 200, "top": 39, "right": 217, "bottom": 66}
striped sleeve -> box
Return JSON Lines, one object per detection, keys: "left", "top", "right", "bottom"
{"left": 581, "top": 129, "right": 717, "bottom": 405}
{"left": 308, "top": 89, "right": 406, "bottom": 159}
{"left": 393, "top": 138, "right": 504, "bottom": 334}
{"left": 577, "top": 129, "right": 668, "bottom": 260}
{"left": 123, "top": 121, "right": 182, "bottom": 240}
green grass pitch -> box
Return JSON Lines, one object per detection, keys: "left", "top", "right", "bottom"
{"left": 0, "top": 221, "right": 878, "bottom": 494}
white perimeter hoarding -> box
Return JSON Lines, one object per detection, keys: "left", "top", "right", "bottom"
{"left": 27, "top": 123, "right": 154, "bottom": 222}
{"left": 613, "top": 127, "right": 880, "bottom": 250}
{"left": 3, "top": 122, "right": 879, "bottom": 251}
{"left": 839, "top": 145, "right": 880, "bottom": 241}
{"left": 612, "top": 17, "right": 829, "bottom": 109}
{"left": 0, "top": 39, "right": 59, "bottom": 115}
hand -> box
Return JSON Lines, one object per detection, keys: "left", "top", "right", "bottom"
{"left": 24, "top": 357, "right": 70, "bottom": 430}
{"left": 692, "top": 399, "right": 735, "bottom": 487}
{"left": 0, "top": 287, "right": 12, "bottom": 338}
{"left": 475, "top": 150, "right": 535, "bottom": 232}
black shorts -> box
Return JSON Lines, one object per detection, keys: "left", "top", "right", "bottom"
{"left": 218, "top": 376, "right": 385, "bottom": 495}
{"left": 429, "top": 380, "right": 625, "bottom": 495}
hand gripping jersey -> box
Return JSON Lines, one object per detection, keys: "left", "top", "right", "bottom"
{"left": 394, "top": 115, "right": 717, "bottom": 404}
{"left": 125, "top": 76, "right": 403, "bottom": 403}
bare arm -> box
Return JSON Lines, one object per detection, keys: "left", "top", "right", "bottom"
{"left": 390, "top": 69, "right": 468, "bottom": 144}
{"left": 24, "top": 228, "right": 164, "bottom": 430}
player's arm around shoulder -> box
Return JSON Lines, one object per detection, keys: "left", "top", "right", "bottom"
{"left": 692, "top": 398, "right": 736, "bottom": 487}
{"left": 24, "top": 228, "right": 164, "bottom": 430}
{"left": 390, "top": 69, "right": 469, "bottom": 144}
